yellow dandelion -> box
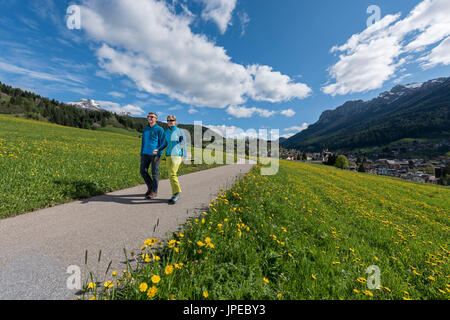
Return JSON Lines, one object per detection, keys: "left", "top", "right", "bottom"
{"left": 139, "top": 282, "right": 148, "bottom": 292}
{"left": 362, "top": 290, "right": 373, "bottom": 297}
{"left": 151, "top": 275, "right": 161, "bottom": 284}
{"left": 197, "top": 241, "right": 205, "bottom": 247}
{"left": 147, "top": 286, "right": 158, "bottom": 298}
{"left": 203, "top": 291, "right": 209, "bottom": 299}
{"left": 165, "top": 265, "right": 174, "bottom": 275}
{"left": 357, "top": 277, "right": 367, "bottom": 283}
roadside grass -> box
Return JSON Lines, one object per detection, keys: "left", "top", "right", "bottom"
{"left": 85, "top": 160, "right": 449, "bottom": 300}
{"left": 0, "top": 114, "right": 230, "bottom": 219}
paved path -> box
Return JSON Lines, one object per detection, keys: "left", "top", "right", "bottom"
{"left": 0, "top": 162, "right": 255, "bottom": 300}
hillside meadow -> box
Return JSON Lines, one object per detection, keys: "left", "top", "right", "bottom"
{"left": 84, "top": 160, "right": 449, "bottom": 300}
{"left": 0, "top": 114, "right": 225, "bottom": 219}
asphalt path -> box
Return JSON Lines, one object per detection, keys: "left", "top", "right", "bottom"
{"left": 0, "top": 162, "right": 255, "bottom": 300}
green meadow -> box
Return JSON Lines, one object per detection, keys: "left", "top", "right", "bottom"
{"left": 86, "top": 161, "right": 449, "bottom": 300}
{"left": 0, "top": 114, "right": 223, "bottom": 219}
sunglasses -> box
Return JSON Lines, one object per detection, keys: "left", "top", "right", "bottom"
{"left": 148, "top": 116, "right": 157, "bottom": 119}
{"left": 167, "top": 119, "right": 176, "bottom": 122}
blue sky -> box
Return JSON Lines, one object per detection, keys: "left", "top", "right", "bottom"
{"left": 1, "top": 0, "right": 449, "bottom": 139}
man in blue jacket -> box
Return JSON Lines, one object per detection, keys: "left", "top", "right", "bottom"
{"left": 140, "top": 112, "right": 165, "bottom": 199}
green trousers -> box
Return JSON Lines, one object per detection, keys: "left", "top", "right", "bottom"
{"left": 167, "top": 156, "right": 182, "bottom": 196}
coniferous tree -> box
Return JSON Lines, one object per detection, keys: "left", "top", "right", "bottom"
{"left": 358, "top": 163, "right": 366, "bottom": 173}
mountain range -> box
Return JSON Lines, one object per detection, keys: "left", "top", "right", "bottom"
{"left": 67, "top": 99, "right": 106, "bottom": 112}
{"left": 282, "top": 76, "right": 450, "bottom": 153}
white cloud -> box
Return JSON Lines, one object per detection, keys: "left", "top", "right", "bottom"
{"left": 238, "top": 11, "right": 250, "bottom": 37}
{"left": 168, "top": 105, "right": 183, "bottom": 111}
{"left": 122, "top": 104, "right": 146, "bottom": 116}
{"left": 0, "top": 59, "right": 77, "bottom": 84}
{"left": 226, "top": 106, "right": 298, "bottom": 119}
{"left": 226, "top": 105, "right": 276, "bottom": 118}
{"left": 135, "top": 92, "right": 149, "bottom": 99}
{"left": 79, "top": 0, "right": 311, "bottom": 109}
{"left": 198, "top": 0, "right": 237, "bottom": 34}
{"left": 393, "top": 73, "right": 413, "bottom": 84}
{"left": 284, "top": 123, "right": 309, "bottom": 132}
{"left": 97, "top": 100, "right": 145, "bottom": 116}
{"left": 323, "top": 0, "right": 450, "bottom": 95}
{"left": 419, "top": 36, "right": 450, "bottom": 68}
{"left": 108, "top": 91, "right": 125, "bottom": 98}
{"left": 280, "top": 109, "right": 296, "bottom": 117}
{"left": 188, "top": 107, "right": 199, "bottom": 114}
{"left": 247, "top": 65, "right": 312, "bottom": 102}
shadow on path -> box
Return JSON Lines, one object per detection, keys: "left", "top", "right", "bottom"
{"left": 80, "top": 194, "right": 171, "bottom": 205}
{"left": 54, "top": 180, "right": 171, "bottom": 205}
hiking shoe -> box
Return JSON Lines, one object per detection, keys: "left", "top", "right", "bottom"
{"left": 146, "top": 192, "right": 157, "bottom": 200}
{"left": 169, "top": 193, "right": 180, "bottom": 205}
{"left": 145, "top": 189, "right": 151, "bottom": 197}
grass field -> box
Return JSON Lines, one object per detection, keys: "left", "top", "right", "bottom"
{"left": 86, "top": 160, "right": 449, "bottom": 300}
{"left": 97, "top": 125, "right": 142, "bottom": 138}
{"left": 0, "top": 96, "right": 10, "bottom": 103}
{"left": 0, "top": 114, "right": 224, "bottom": 219}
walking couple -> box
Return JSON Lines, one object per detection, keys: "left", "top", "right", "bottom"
{"left": 140, "top": 112, "right": 187, "bottom": 205}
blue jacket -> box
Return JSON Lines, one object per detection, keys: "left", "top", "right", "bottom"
{"left": 158, "top": 126, "right": 187, "bottom": 158}
{"left": 141, "top": 124, "right": 165, "bottom": 157}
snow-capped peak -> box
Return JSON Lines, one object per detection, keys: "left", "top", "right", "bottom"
{"left": 67, "top": 99, "right": 106, "bottom": 112}
{"left": 404, "top": 82, "right": 423, "bottom": 89}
